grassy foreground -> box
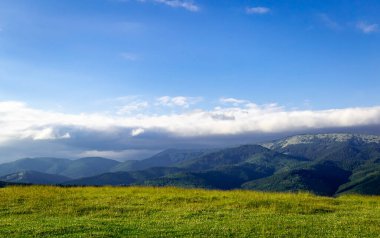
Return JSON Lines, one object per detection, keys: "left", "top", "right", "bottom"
{"left": 0, "top": 186, "right": 380, "bottom": 237}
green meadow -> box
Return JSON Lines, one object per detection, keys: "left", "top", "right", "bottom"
{"left": 0, "top": 186, "right": 379, "bottom": 237}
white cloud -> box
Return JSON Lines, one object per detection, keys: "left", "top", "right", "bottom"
{"left": 156, "top": 96, "right": 202, "bottom": 108}
{"left": 246, "top": 7, "right": 270, "bottom": 15}
{"left": 28, "top": 128, "right": 56, "bottom": 140}
{"left": 131, "top": 128, "right": 145, "bottom": 136}
{"left": 21, "top": 127, "right": 70, "bottom": 141}
{"left": 356, "top": 21, "right": 378, "bottom": 34}
{"left": 77, "top": 149, "right": 159, "bottom": 160}
{"left": 1, "top": 100, "right": 380, "bottom": 144}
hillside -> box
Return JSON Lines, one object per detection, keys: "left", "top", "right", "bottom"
{"left": 179, "top": 144, "right": 307, "bottom": 171}
{"left": 257, "top": 133, "right": 380, "bottom": 195}
{"left": 0, "top": 186, "right": 379, "bottom": 237}
{"left": 64, "top": 167, "right": 185, "bottom": 186}
{"left": 242, "top": 161, "right": 351, "bottom": 196}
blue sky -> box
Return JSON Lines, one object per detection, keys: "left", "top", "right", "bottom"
{"left": 1, "top": 0, "right": 379, "bottom": 111}
{"left": 0, "top": 0, "right": 380, "bottom": 161}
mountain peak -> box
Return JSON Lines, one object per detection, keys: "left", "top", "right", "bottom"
{"left": 262, "top": 133, "right": 380, "bottom": 149}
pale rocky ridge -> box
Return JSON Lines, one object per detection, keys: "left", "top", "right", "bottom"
{"left": 262, "top": 133, "right": 380, "bottom": 150}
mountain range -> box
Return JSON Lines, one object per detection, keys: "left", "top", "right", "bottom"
{"left": 1, "top": 133, "right": 379, "bottom": 196}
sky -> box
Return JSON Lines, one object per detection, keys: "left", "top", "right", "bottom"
{"left": 0, "top": 0, "right": 379, "bottom": 162}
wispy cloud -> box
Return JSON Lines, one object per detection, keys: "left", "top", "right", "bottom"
{"left": 137, "top": 0, "right": 199, "bottom": 12}
{"left": 120, "top": 52, "right": 139, "bottom": 61}
{"left": 246, "top": 7, "right": 270, "bottom": 15}
{"left": 356, "top": 21, "right": 378, "bottom": 34}
{"left": 156, "top": 96, "right": 202, "bottom": 108}
{"left": 318, "top": 13, "right": 341, "bottom": 30}
{"left": 117, "top": 101, "right": 149, "bottom": 115}
{"left": 220, "top": 97, "right": 249, "bottom": 106}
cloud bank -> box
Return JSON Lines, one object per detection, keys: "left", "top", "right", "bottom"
{"left": 1, "top": 99, "right": 380, "bottom": 161}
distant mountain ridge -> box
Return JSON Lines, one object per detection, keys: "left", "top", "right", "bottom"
{"left": 0, "top": 171, "right": 71, "bottom": 185}
{"left": 0, "top": 149, "right": 208, "bottom": 184}
{"left": 0, "top": 157, "right": 120, "bottom": 179}
{"left": 1, "top": 133, "right": 380, "bottom": 196}
{"left": 111, "top": 149, "right": 211, "bottom": 172}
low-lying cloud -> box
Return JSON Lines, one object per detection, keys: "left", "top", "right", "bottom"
{"left": 1, "top": 99, "right": 380, "bottom": 162}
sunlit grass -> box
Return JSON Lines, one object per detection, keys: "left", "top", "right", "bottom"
{"left": 1, "top": 186, "right": 379, "bottom": 237}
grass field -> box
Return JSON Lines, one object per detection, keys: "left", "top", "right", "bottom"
{"left": 0, "top": 186, "right": 380, "bottom": 237}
